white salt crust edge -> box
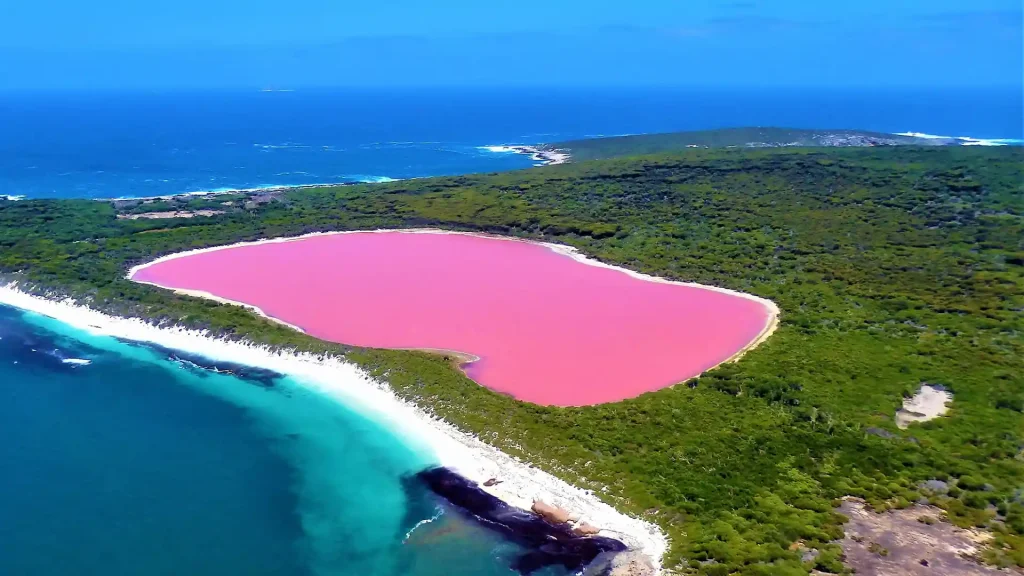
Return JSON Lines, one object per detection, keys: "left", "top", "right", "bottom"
{"left": 0, "top": 283, "right": 669, "bottom": 571}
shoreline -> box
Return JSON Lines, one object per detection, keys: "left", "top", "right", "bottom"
{"left": 106, "top": 179, "right": 400, "bottom": 203}
{"left": 481, "top": 145, "right": 571, "bottom": 166}
{"left": 13, "top": 129, "right": 1019, "bottom": 204}
{"left": 127, "top": 227, "right": 781, "bottom": 394}
{"left": 398, "top": 347, "right": 481, "bottom": 369}
{"left": 893, "top": 132, "right": 1024, "bottom": 146}
{"left": 0, "top": 283, "right": 669, "bottom": 572}
{"left": 102, "top": 141, "right": 566, "bottom": 203}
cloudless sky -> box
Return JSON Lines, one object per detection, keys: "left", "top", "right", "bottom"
{"left": 2, "top": 0, "right": 1021, "bottom": 89}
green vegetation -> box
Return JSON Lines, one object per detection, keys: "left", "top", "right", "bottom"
{"left": 114, "top": 193, "right": 246, "bottom": 215}
{"left": 551, "top": 127, "right": 946, "bottom": 161}
{"left": 2, "top": 146, "right": 1022, "bottom": 574}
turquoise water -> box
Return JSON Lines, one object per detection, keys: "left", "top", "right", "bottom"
{"left": 0, "top": 305, "right": 551, "bottom": 575}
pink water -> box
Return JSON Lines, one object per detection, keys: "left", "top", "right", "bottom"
{"left": 131, "top": 232, "right": 772, "bottom": 406}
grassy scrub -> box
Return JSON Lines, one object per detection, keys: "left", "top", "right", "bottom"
{"left": 2, "top": 146, "right": 1022, "bottom": 574}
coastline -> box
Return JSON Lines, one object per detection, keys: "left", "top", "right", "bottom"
{"left": 0, "top": 283, "right": 669, "bottom": 572}
{"left": 22, "top": 128, "right": 1020, "bottom": 205}
{"left": 893, "top": 132, "right": 1024, "bottom": 146}
{"left": 104, "top": 141, "right": 566, "bottom": 204}
{"left": 107, "top": 179, "right": 400, "bottom": 203}
{"left": 481, "top": 145, "right": 571, "bottom": 166}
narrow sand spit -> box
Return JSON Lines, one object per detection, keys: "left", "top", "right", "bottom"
{"left": 141, "top": 285, "right": 307, "bottom": 333}
{"left": 896, "top": 384, "right": 953, "bottom": 429}
{"left": 0, "top": 284, "right": 668, "bottom": 571}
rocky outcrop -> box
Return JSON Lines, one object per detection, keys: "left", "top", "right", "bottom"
{"left": 573, "top": 523, "right": 602, "bottom": 536}
{"left": 532, "top": 500, "right": 572, "bottom": 524}
{"left": 416, "top": 467, "right": 627, "bottom": 575}
{"left": 582, "top": 550, "right": 656, "bottom": 576}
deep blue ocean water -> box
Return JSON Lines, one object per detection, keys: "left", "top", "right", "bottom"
{"left": 0, "top": 305, "right": 555, "bottom": 576}
{"left": 1, "top": 87, "right": 1021, "bottom": 199}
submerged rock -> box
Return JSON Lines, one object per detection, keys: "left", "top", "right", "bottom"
{"left": 837, "top": 498, "right": 1003, "bottom": 575}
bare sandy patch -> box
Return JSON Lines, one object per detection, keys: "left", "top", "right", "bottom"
{"left": 117, "top": 210, "right": 224, "bottom": 220}
{"left": 896, "top": 384, "right": 953, "bottom": 429}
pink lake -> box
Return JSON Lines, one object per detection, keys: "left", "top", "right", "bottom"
{"left": 130, "top": 231, "right": 775, "bottom": 406}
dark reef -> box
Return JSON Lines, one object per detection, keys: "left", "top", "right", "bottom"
{"left": 117, "top": 339, "right": 283, "bottom": 387}
{"left": 416, "top": 466, "right": 628, "bottom": 575}
{"left": 0, "top": 304, "right": 100, "bottom": 371}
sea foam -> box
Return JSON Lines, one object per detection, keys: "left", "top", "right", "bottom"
{"left": 894, "top": 132, "right": 1023, "bottom": 146}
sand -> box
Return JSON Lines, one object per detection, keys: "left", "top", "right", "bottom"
{"left": 896, "top": 385, "right": 953, "bottom": 429}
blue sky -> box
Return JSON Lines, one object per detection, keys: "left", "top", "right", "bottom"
{"left": 2, "top": 0, "right": 1021, "bottom": 89}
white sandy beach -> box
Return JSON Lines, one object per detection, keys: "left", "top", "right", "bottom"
{"left": 0, "top": 283, "right": 669, "bottom": 570}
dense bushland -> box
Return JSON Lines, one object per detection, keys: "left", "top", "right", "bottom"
{"left": 2, "top": 146, "right": 1022, "bottom": 573}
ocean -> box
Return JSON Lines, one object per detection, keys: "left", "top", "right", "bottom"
{"left": 0, "top": 305, "right": 556, "bottom": 576}
{"left": 1, "top": 87, "right": 1021, "bottom": 199}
